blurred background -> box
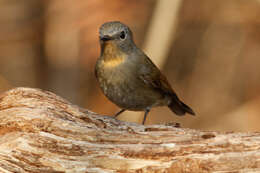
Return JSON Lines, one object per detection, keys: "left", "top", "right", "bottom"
{"left": 0, "top": 0, "right": 260, "bottom": 131}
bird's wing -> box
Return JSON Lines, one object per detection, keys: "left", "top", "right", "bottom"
{"left": 138, "top": 55, "right": 195, "bottom": 116}
{"left": 138, "top": 55, "right": 175, "bottom": 95}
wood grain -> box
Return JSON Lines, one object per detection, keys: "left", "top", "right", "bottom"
{"left": 0, "top": 88, "right": 259, "bottom": 172}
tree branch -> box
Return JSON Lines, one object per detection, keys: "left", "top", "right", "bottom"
{"left": 0, "top": 88, "right": 259, "bottom": 172}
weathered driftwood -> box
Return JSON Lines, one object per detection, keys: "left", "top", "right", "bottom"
{"left": 0, "top": 88, "right": 259, "bottom": 173}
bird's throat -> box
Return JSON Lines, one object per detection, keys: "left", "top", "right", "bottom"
{"left": 101, "top": 42, "right": 125, "bottom": 68}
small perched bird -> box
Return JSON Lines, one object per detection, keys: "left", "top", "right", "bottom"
{"left": 95, "top": 21, "right": 195, "bottom": 124}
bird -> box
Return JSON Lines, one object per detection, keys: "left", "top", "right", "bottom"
{"left": 95, "top": 21, "right": 195, "bottom": 125}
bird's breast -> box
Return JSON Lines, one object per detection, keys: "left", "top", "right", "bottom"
{"left": 96, "top": 42, "right": 128, "bottom": 94}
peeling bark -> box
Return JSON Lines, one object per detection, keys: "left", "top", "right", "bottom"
{"left": 0, "top": 88, "right": 259, "bottom": 172}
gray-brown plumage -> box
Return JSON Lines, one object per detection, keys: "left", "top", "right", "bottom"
{"left": 95, "top": 21, "right": 195, "bottom": 124}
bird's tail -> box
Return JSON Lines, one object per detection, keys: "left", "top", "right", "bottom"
{"left": 168, "top": 93, "right": 195, "bottom": 116}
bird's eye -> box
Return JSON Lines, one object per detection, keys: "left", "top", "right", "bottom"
{"left": 120, "top": 31, "right": 126, "bottom": 40}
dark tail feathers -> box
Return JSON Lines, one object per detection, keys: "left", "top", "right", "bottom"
{"left": 168, "top": 94, "right": 195, "bottom": 116}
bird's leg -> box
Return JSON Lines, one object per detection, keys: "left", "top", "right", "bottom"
{"left": 114, "top": 109, "right": 126, "bottom": 118}
{"left": 142, "top": 108, "right": 151, "bottom": 125}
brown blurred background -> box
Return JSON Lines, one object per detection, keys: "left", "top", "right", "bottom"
{"left": 0, "top": 0, "right": 260, "bottom": 131}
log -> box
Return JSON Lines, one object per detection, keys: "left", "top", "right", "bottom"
{"left": 0, "top": 87, "right": 259, "bottom": 172}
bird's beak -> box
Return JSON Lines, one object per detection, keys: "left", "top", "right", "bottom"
{"left": 100, "top": 35, "right": 112, "bottom": 42}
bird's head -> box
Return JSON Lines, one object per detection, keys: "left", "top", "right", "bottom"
{"left": 99, "top": 21, "right": 135, "bottom": 54}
